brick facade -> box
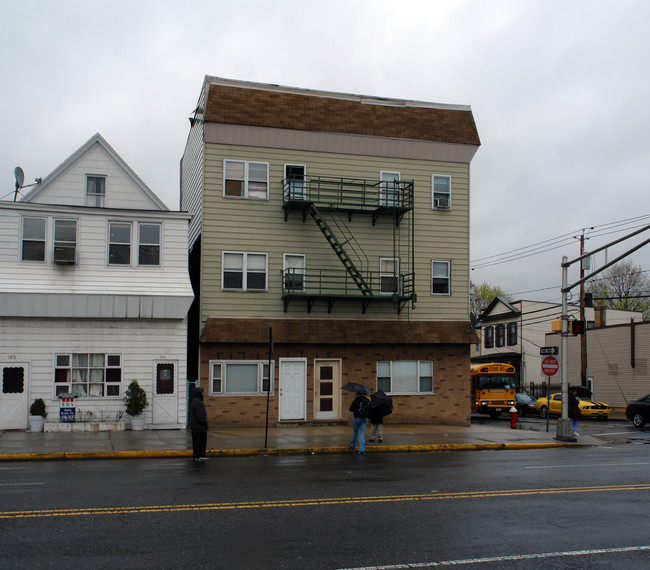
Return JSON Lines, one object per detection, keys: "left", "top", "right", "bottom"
{"left": 199, "top": 330, "right": 472, "bottom": 428}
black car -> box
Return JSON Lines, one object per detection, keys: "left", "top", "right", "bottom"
{"left": 626, "top": 394, "right": 650, "bottom": 428}
{"left": 515, "top": 393, "right": 539, "bottom": 416}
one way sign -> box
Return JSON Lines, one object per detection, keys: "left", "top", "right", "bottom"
{"left": 540, "top": 346, "right": 558, "bottom": 355}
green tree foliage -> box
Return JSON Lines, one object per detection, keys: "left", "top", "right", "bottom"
{"left": 470, "top": 281, "right": 511, "bottom": 321}
{"left": 586, "top": 260, "right": 650, "bottom": 320}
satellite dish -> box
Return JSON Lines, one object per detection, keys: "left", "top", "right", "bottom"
{"left": 14, "top": 166, "right": 25, "bottom": 189}
{"left": 14, "top": 166, "right": 25, "bottom": 202}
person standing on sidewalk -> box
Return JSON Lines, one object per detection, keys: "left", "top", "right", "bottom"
{"left": 368, "top": 408, "right": 383, "bottom": 443}
{"left": 568, "top": 387, "right": 581, "bottom": 437}
{"left": 349, "top": 392, "right": 370, "bottom": 454}
{"left": 190, "top": 387, "right": 209, "bottom": 461}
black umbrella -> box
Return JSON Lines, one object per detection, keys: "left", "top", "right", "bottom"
{"left": 370, "top": 390, "right": 393, "bottom": 417}
{"left": 569, "top": 385, "right": 592, "bottom": 398}
{"left": 341, "top": 382, "right": 372, "bottom": 394}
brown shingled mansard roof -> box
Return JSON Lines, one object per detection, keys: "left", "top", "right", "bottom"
{"left": 204, "top": 80, "right": 480, "bottom": 147}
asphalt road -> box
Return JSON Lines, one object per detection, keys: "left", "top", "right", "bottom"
{"left": 488, "top": 413, "right": 650, "bottom": 445}
{"left": 1, "top": 441, "right": 649, "bottom": 569}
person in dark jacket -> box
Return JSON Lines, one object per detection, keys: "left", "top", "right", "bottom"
{"left": 568, "top": 387, "right": 581, "bottom": 437}
{"left": 190, "top": 387, "right": 209, "bottom": 461}
{"left": 349, "top": 392, "right": 370, "bottom": 454}
{"left": 368, "top": 408, "right": 383, "bottom": 443}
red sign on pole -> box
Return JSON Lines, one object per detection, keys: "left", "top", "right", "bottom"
{"left": 541, "top": 355, "right": 559, "bottom": 377}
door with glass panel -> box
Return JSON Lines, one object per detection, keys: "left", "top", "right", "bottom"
{"left": 152, "top": 361, "right": 177, "bottom": 425}
{"left": 380, "top": 171, "right": 400, "bottom": 207}
{"left": 314, "top": 359, "right": 341, "bottom": 420}
{"left": 0, "top": 363, "right": 29, "bottom": 429}
{"left": 283, "top": 254, "right": 305, "bottom": 293}
{"left": 284, "top": 164, "right": 305, "bottom": 199}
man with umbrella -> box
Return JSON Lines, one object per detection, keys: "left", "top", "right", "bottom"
{"left": 369, "top": 390, "right": 392, "bottom": 443}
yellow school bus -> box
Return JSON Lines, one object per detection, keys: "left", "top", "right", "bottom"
{"left": 471, "top": 362, "right": 517, "bottom": 418}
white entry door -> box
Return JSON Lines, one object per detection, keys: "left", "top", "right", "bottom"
{"left": 152, "top": 361, "right": 178, "bottom": 425}
{"left": 279, "top": 359, "right": 306, "bottom": 421}
{"left": 0, "top": 363, "right": 29, "bottom": 429}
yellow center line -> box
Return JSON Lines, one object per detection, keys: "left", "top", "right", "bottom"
{"left": 2, "top": 484, "right": 649, "bottom": 519}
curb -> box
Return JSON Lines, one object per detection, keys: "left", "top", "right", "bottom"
{"left": 0, "top": 442, "right": 584, "bottom": 462}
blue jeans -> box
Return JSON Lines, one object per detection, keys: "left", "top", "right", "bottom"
{"left": 571, "top": 419, "right": 579, "bottom": 434}
{"left": 350, "top": 417, "right": 368, "bottom": 452}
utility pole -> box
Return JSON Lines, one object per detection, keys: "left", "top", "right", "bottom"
{"left": 579, "top": 230, "right": 588, "bottom": 388}
{"left": 558, "top": 223, "right": 650, "bottom": 441}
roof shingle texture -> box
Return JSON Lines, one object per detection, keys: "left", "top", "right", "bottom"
{"left": 201, "top": 318, "right": 477, "bottom": 345}
{"left": 205, "top": 85, "right": 480, "bottom": 146}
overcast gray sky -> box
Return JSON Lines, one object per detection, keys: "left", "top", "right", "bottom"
{"left": 2, "top": 0, "right": 649, "bottom": 302}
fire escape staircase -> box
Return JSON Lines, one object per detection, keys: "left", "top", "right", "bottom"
{"left": 309, "top": 204, "right": 372, "bottom": 297}
{"left": 281, "top": 176, "right": 416, "bottom": 314}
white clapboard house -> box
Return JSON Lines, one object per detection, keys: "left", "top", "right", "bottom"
{"left": 0, "top": 133, "right": 193, "bottom": 430}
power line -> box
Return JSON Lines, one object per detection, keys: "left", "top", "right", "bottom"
{"left": 471, "top": 213, "right": 650, "bottom": 271}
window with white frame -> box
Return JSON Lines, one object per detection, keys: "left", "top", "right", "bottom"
{"left": 431, "top": 260, "right": 450, "bottom": 295}
{"left": 380, "top": 171, "right": 401, "bottom": 207}
{"left": 284, "top": 164, "right": 305, "bottom": 199}
{"left": 108, "top": 221, "right": 161, "bottom": 266}
{"left": 379, "top": 257, "right": 399, "bottom": 294}
{"left": 108, "top": 221, "right": 132, "bottom": 265}
{"left": 377, "top": 361, "right": 433, "bottom": 394}
{"left": 222, "top": 252, "right": 268, "bottom": 291}
{"left": 54, "top": 353, "right": 122, "bottom": 397}
{"left": 283, "top": 254, "right": 305, "bottom": 292}
{"left": 224, "top": 160, "right": 269, "bottom": 199}
{"left": 209, "top": 360, "right": 273, "bottom": 395}
{"left": 21, "top": 216, "right": 46, "bottom": 262}
{"left": 54, "top": 219, "right": 77, "bottom": 248}
{"left": 138, "top": 223, "right": 161, "bottom": 266}
{"left": 86, "top": 176, "right": 106, "bottom": 207}
{"left": 53, "top": 218, "right": 77, "bottom": 263}
{"left": 432, "top": 175, "right": 451, "bottom": 209}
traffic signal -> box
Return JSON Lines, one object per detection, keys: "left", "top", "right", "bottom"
{"left": 570, "top": 320, "right": 585, "bottom": 335}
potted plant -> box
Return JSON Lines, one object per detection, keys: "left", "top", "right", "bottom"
{"left": 123, "top": 380, "right": 148, "bottom": 430}
{"left": 29, "top": 398, "right": 47, "bottom": 432}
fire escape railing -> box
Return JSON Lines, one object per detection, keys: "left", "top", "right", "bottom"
{"left": 282, "top": 176, "right": 416, "bottom": 314}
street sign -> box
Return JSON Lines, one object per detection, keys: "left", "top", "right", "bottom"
{"left": 540, "top": 346, "right": 558, "bottom": 356}
{"left": 541, "top": 355, "right": 559, "bottom": 377}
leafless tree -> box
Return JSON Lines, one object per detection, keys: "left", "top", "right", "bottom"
{"left": 586, "top": 260, "right": 650, "bottom": 320}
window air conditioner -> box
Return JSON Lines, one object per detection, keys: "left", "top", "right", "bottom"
{"left": 53, "top": 245, "right": 76, "bottom": 264}
{"left": 434, "top": 198, "right": 450, "bottom": 209}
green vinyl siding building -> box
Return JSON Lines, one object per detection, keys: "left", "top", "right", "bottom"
{"left": 181, "top": 77, "right": 480, "bottom": 427}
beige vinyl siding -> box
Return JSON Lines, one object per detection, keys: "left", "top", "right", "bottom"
{"left": 565, "top": 323, "right": 649, "bottom": 408}
{"left": 180, "top": 85, "right": 207, "bottom": 248}
{"left": 200, "top": 143, "right": 470, "bottom": 324}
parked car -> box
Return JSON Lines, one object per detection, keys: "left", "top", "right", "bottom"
{"left": 625, "top": 394, "right": 650, "bottom": 428}
{"left": 515, "top": 393, "right": 539, "bottom": 416}
{"left": 536, "top": 392, "right": 610, "bottom": 420}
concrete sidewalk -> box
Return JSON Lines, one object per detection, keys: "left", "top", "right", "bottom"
{"left": 0, "top": 419, "right": 599, "bottom": 461}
